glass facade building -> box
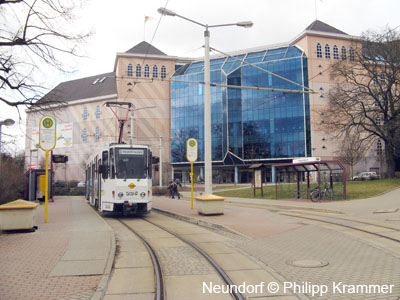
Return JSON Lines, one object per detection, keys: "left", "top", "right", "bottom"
{"left": 171, "top": 45, "right": 311, "bottom": 182}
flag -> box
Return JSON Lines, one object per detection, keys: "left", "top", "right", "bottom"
{"left": 144, "top": 16, "right": 154, "bottom": 23}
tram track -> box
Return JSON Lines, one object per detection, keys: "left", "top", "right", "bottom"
{"left": 118, "top": 218, "right": 165, "bottom": 300}
{"left": 278, "top": 211, "right": 400, "bottom": 244}
{"left": 117, "top": 216, "right": 245, "bottom": 300}
{"left": 225, "top": 201, "right": 400, "bottom": 244}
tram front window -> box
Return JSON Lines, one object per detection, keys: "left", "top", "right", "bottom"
{"left": 116, "top": 148, "right": 147, "bottom": 179}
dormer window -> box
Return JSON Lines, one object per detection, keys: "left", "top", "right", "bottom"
{"left": 136, "top": 64, "right": 142, "bottom": 77}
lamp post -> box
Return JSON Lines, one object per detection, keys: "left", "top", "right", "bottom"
{"left": 158, "top": 8, "right": 253, "bottom": 194}
{"left": 0, "top": 118, "right": 15, "bottom": 164}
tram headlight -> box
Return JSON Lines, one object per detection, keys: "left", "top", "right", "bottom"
{"left": 140, "top": 192, "right": 146, "bottom": 198}
{"left": 118, "top": 192, "right": 124, "bottom": 198}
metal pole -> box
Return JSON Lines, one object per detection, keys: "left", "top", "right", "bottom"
{"left": 130, "top": 108, "right": 134, "bottom": 145}
{"left": 45, "top": 151, "right": 49, "bottom": 223}
{"left": 159, "top": 136, "right": 162, "bottom": 187}
{"left": 29, "top": 150, "right": 32, "bottom": 200}
{"left": 204, "top": 26, "right": 212, "bottom": 195}
{"left": 191, "top": 162, "right": 194, "bottom": 208}
{"left": 0, "top": 124, "right": 2, "bottom": 165}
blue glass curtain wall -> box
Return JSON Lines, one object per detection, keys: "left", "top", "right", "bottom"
{"left": 171, "top": 46, "right": 311, "bottom": 164}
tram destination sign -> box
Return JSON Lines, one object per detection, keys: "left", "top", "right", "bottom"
{"left": 39, "top": 115, "right": 56, "bottom": 151}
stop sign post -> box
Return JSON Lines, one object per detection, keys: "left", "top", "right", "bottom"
{"left": 186, "top": 138, "right": 198, "bottom": 208}
{"left": 39, "top": 115, "right": 56, "bottom": 223}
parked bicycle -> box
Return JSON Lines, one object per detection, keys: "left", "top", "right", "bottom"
{"left": 310, "top": 183, "right": 334, "bottom": 202}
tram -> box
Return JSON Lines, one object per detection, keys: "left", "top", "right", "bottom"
{"left": 85, "top": 143, "right": 153, "bottom": 214}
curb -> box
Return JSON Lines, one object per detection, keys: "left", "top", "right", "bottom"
{"left": 224, "top": 199, "right": 345, "bottom": 215}
{"left": 152, "top": 208, "right": 250, "bottom": 239}
{"left": 87, "top": 201, "right": 117, "bottom": 300}
{"left": 90, "top": 230, "right": 116, "bottom": 300}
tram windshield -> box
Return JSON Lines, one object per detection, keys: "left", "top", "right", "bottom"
{"left": 115, "top": 148, "right": 147, "bottom": 179}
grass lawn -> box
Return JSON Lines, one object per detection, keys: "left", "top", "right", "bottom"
{"left": 214, "top": 178, "right": 400, "bottom": 200}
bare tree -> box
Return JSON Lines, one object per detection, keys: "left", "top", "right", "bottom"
{"left": 335, "top": 131, "right": 369, "bottom": 179}
{"left": 324, "top": 27, "right": 400, "bottom": 178}
{"left": 0, "top": 0, "right": 90, "bottom": 111}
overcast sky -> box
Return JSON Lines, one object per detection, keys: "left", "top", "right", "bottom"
{"left": 1, "top": 0, "right": 400, "bottom": 154}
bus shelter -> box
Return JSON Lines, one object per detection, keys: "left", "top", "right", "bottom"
{"left": 273, "top": 160, "right": 346, "bottom": 201}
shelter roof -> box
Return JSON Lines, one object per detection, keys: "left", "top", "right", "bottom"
{"left": 273, "top": 160, "right": 345, "bottom": 172}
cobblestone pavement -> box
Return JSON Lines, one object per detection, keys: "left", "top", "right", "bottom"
{"left": 0, "top": 198, "right": 100, "bottom": 300}
{"left": 232, "top": 224, "right": 400, "bottom": 300}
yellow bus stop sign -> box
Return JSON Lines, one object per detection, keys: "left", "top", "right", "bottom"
{"left": 38, "top": 115, "right": 56, "bottom": 223}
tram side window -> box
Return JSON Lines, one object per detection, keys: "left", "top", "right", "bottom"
{"left": 110, "top": 148, "right": 116, "bottom": 179}
{"left": 102, "top": 151, "right": 109, "bottom": 179}
{"left": 148, "top": 151, "right": 152, "bottom": 179}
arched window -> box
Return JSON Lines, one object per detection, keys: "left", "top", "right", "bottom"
{"left": 144, "top": 64, "right": 150, "bottom": 78}
{"left": 96, "top": 105, "right": 101, "bottom": 119}
{"left": 136, "top": 64, "right": 142, "bottom": 77}
{"left": 349, "top": 47, "right": 355, "bottom": 61}
{"left": 377, "top": 139, "right": 383, "bottom": 156}
{"left": 83, "top": 107, "right": 88, "bottom": 120}
{"left": 325, "top": 44, "right": 330, "bottom": 59}
{"left": 341, "top": 46, "right": 347, "bottom": 60}
{"left": 127, "top": 64, "right": 133, "bottom": 77}
{"left": 161, "top": 65, "right": 167, "bottom": 79}
{"left": 82, "top": 128, "right": 87, "bottom": 143}
{"left": 380, "top": 72, "right": 386, "bottom": 85}
{"left": 153, "top": 65, "right": 158, "bottom": 78}
{"left": 373, "top": 72, "right": 378, "bottom": 85}
{"left": 316, "top": 43, "right": 322, "bottom": 58}
{"left": 333, "top": 45, "right": 339, "bottom": 60}
{"left": 95, "top": 127, "right": 100, "bottom": 141}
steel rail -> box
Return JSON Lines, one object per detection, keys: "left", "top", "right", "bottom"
{"left": 279, "top": 212, "right": 400, "bottom": 243}
{"left": 118, "top": 219, "right": 165, "bottom": 300}
{"left": 141, "top": 218, "right": 245, "bottom": 300}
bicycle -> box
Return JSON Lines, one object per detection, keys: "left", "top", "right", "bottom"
{"left": 310, "top": 183, "right": 334, "bottom": 202}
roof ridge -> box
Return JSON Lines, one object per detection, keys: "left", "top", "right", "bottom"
{"left": 125, "top": 41, "right": 167, "bottom": 56}
{"left": 305, "top": 20, "right": 348, "bottom": 35}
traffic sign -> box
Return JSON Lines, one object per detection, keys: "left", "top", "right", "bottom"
{"left": 186, "top": 138, "right": 198, "bottom": 162}
{"left": 38, "top": 115, "right": 56, "bottom": 223}
{"left": 39, "top": 115, "right": 56, "bottom": 151}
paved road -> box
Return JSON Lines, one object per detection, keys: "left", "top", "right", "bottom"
{"left": 152, "top": 188, "right": 400, "bottom": 299}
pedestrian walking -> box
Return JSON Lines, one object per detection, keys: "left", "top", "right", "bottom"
{"left": 167, "top": 181, "right": 174, "bottom": 198}
{"left": 172, "top": 179, "right": 182, "bottom": 199}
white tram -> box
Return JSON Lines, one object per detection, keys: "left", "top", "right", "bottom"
{"left": 85, "top": 143, "right": 153, "bottom": 214}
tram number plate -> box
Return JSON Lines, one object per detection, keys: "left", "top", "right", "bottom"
{"left": 103, "top": 203, "right": 113, "bottom": 211}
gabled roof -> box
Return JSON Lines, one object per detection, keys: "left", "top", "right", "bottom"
{"left": 125, "top": 41, "right": 167, "bottom": 56}
{"left": 40, "top": 72, "right": 117, "bottom": 104}
{"left": 305, "top": 20, "right": 348, "bottom": 35}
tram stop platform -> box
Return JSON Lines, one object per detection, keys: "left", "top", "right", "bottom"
{"left": 0, "top": 196, "right": 115, "bottom": 300}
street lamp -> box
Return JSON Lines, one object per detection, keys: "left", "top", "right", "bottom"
{"left": 158, "top": 8, "right": 253, "bottom": 194}
{"left": 0, "top": 118, "right": 15, "bottom": 163}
